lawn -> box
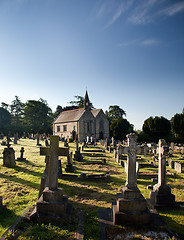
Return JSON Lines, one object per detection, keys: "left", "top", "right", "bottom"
{"left": 0, "top": 138, "right": 183, "bottom": 239}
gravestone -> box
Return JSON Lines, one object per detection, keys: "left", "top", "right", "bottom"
{"left": 65, "top": 152, "right": 75, "bottom": 173}
{"left": 112, "top": 133, "right": 151, "bottom": 225}
{"left": 3, "top": 140, "right": 16, "bottom": 167}
{"left": 30, "top": 135, "right": 72, "bottom": 222}
{"left": 17, "top": 147, "right": 26, "bottom": 161}
{"left": 168, "top": 159, "right": 174, "bottom": 169}
{"left": 73, "top": 146, "right": 83, "bottom": 161}
{"left": 150, "top": 139, "right": 176, "bottom": 208}
{"left": 45, "top": 138, "right": 49, "bottom": 146}
{"left": 174, "top": 162, "right": 183, "bottom": 173}
{"left": 36, "top": 134, "right": 41, "bottom": 146}
{"left": 58, "top": 159, "right": 62, "bottom": 177}
{"left": 14, "top": 133, "right": 18, "bottom": 144}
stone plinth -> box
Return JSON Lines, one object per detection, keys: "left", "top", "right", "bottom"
{"left": 3, "top": 147, "right": 16, "bottom": 167}
{"left": 73, "top": 150, "right": 83, "bottom": 161}
{"left": 150, "top": 184, "right": 175, "bottom": 208}
{"left": 113, "top": 187, "right": 151, "bottom": 225}
{"left": 31, "top": 187, "right": 72, "bottom": 222}
{"left": 65, "top": 164, "right": 75, "bottom": 173}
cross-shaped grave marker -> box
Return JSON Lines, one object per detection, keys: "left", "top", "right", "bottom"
{"left": 40, "top": 135, "right": 69, "bottom": 191}
{"left": 120, "top": 133, "right": 145, "bottom": 189}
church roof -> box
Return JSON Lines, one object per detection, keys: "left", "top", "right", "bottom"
{"left": 91, "top": 109, "right": 101, "bottom": 117}
{"left": 54, "top": 108, "right": 85, "bottom": 123}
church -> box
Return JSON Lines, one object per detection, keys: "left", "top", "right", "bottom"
{"left": 53, "top": 91, "right": 109, "bottom": 142}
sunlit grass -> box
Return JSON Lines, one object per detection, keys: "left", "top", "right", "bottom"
{"left": 0, "top": 139, "right": 184, "bottom": 239}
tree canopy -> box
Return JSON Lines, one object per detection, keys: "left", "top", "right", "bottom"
{"left": 142, "top": 116, "right": 171, "bottom": 141}
{"left": 69, "top": 95, "right": 94, "bottom": 109}
{"left": 110, "top": 118, "right": 133, "bottom": 141}
{"left": 24, "top": 100, "right": 53, "bottom": 134}
{"left": 171, "top": 113, "right": 184, "bottom": 142}
{"left": 0, "top": 107, "right": 11, "bottom": 134}
{"left": 105, "top": 105, "right": 126, "bottom": 120}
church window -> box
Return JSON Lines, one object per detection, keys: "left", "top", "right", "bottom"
{"left": 63, "top": 125, "right": 67, "bottom": 132}
{"left": 57, "top": 126, "right": 60, "bottom": 132}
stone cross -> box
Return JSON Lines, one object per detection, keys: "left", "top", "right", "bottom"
{"left": 158, "top": 139, "right": 168, "bottom": 186}
{"left": 120, "top": 133, "right": 145, "bottom": 189}
{"left": 40, "top": 136, "right": 69, "bottom": 191}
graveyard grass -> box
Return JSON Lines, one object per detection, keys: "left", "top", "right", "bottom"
{"left": 0, "top": 139, "right": 184, "bottom": 240}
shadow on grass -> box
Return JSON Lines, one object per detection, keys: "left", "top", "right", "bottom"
{"left": 0, "top": 206, "right": 18, "bottom": 229}
{"left": 158, "top": 209, "right": 184, "bottom": 239}
{"left": 0, "top": 173, "right": 40, "bottom": 189}
{"left": 14, "top": 165, "right": 43, "bottom": 178}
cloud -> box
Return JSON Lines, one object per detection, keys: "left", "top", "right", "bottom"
{"left": 119, "top": 38, "right": 160, "bottom": 47}
{"left": 105, "top": 0, "right": 134, "bottom": 28}
{"left": 158, "top": 1, "right": 184, "bottom": 16}
{"left": 140, "top": 38, "right": 160, "bottom": 46}
{"left": 96, "top": 0, "right": 184, "bottom": 27}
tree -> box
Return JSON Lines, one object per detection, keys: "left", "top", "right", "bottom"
{"left": 24, "top": 100, "right": 53, "bottom": 134}
{"left": 171, "top": 113, "right": 184, "bottom": 142}
{"left": 10, "top": 96, "right": 25, "bottom": 135}
{"left": 143, "top": 116, "right": 171, "bottom": 142}
{"left": 69, "top": 95, "right": 94, "bottom": 109}
{"left": 110, "top": 118, "right": 132, "bottom": 141}
{"left": 1, "top": 102, "right": 9, "bottom": 110}
{"left": 0, "top": 107, "right": 11, "bottom": 134}
{"left": 105, "top": 105, "right": 126, "bottom": 120}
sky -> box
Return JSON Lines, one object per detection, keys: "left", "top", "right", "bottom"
{"left": 0, "top": 0, "right": 184, "bottom": 130}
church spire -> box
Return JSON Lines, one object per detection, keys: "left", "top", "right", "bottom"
{"left": 84, "top": 90, "right": 90, "bottom": 110}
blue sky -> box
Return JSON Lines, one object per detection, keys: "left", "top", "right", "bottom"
{"left": 0, "top": 0, "right": 184, "bottom": 130}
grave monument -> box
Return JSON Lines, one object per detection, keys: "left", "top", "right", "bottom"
{"left": 112, "top": 133, "right": 151, "bottom": 225}
{"left": 149, "top": 139, "right": 176, "bottom": 208}
{"left": 30, "top": 135, "right": 72, "bottom": 222}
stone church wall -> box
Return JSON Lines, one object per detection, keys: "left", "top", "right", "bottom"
{"left": 53, "top": 122, "right": 78, "bottom": 140}
{"left": 95, "top": 110, "right": 109, "bottom": 140}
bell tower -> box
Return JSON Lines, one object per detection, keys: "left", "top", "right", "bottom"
{"left": 84, "top": 90, "right": 90, "bottom": 110}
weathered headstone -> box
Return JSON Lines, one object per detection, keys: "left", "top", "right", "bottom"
{"left": 73, "top": 146, "right": 83, "bottom": 161}
{"left": 150, "top": 139, "right": 176, "bottom": 208}
{"left": 168, "top": 159, "right": 174, "bottom": 169}
{"left": 30, "top": 135, "right": 72, "bottom": 222}
{"left": 3, "top": 140, "right": 16, "bottom": 167}
{"left": 112, "top": 133, "right": 151, "bottom": 225}
{"left": 65, "top": 152, "right": 75, "bottom": 173}
{"left": 174, "top": 162, "right": 183, "bottom": 173}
